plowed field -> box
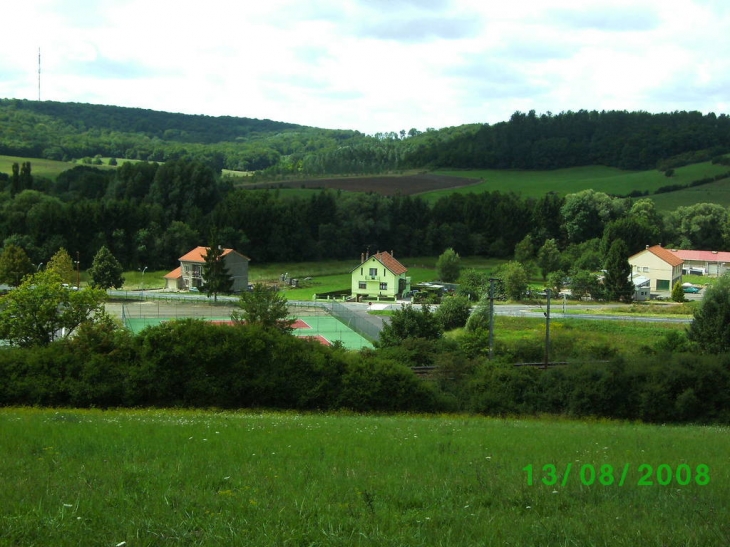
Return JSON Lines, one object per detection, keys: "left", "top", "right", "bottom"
{"left": 247, "top": 173, "right": 479, "bottom": 195}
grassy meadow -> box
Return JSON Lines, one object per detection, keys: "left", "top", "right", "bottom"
{"left": 1, "top": 408, "right": 727, "bottom": 546}
{"left": 424, "top": 162, "right": 730, "bottom": 205}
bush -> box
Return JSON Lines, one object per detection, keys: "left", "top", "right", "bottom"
{"left": 435, "top": 295, "right": 472, "bottom": 330}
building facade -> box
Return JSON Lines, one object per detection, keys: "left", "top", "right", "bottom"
{"left": 628, "top": 245, "right": 683, "bottom": 292}
{"left": 165, "top": 246, "right": 250, "bottom": 292}
{"left": 351, "top": 251, "right": 410, "bottom": 300}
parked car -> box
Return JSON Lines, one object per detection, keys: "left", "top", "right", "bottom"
{"left": 683, "top": 286, "right": 701, "bottom": 294}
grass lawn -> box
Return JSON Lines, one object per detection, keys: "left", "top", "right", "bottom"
{"left": 253, "top": 257, "right": 507, "bottom": 301}
{"left": 1, "top": 408, "right": 727, "bottom": 546}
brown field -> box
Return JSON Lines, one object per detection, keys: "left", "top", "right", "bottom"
{"left": 246, "top": 173, "right": 479, "bottom": 195}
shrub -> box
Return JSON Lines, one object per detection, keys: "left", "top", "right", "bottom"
{"left": 435, "top": 295, "right": 472, "bottom": 330}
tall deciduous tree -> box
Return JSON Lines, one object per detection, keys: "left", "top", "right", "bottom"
{"left": 0, "top": 269, "right": 107, "bottom": 347}
{"left": 537, "top": 238, "right": 561, "bottom": 280}
{"left": 231, "top": 283, "right": 294, "bottom": 333}
{"left": 499, "top": 261, "right": 528, "bottom": 301}
{"left": 688, "top": 275, "right": 730, "bottom": 353}
{"left": 603, "top": 239, "right": 633, "bottom": 302}
{"left": 0, "top": 243, "right": 34, "bottom": 286}
{"left": 46, "top": 247, "right": 75, "bottom": 285}
{"left": 88, "top": 246, "right": 125, "bottom": 289}
{"left": 436, "top": 247, "right": 461, "bottom": 282}
{"left": 202, "top": 244, "right": 233, "bottom": 303}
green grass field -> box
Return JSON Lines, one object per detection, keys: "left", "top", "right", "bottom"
{"left": 1, "top": 408, "right": 727, "bottom": 546}
{"left": 422, "top": 162, "right": 730, "bottom": 206}
{"left": 650, "top": 177, "right": 730, "bottom": 210}
{"left": 0, "top": 155, "right": 76, "bottom": 181}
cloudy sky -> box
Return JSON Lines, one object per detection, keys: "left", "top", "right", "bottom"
{"left": 2, "top": 0, "right": 728, "bottom": 134}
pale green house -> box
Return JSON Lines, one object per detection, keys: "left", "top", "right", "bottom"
{"left": 351, "top": 251, "right": 410, "bottom": 301}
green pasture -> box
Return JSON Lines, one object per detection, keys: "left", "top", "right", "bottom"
{"left": 1, "top": 408, "right": 727, "bottom": 546}
{"left": 650, "top": 177, "right": 730, "bottom": 210}
{"left": 0, "top": 155, "right": 74, "bottom": 181}
{"left": 462, "top": 314, "right": 689, "bottom": 360}
{"left": 422, "top": 162, "right": 730, "bottom": 204}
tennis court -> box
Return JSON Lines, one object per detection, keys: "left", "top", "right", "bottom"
{"left": 114, "top": 300, "right": 373, "bottom": 350}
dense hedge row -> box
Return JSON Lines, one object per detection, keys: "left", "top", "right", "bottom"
{"left": 437, "top": 354, "right": 730, "bottom": 424}
{"left": 0, "top": 320, "right": 439, "bottom": 412}
{"left": 2, "top": 319, "right": 729, "bottom": 424}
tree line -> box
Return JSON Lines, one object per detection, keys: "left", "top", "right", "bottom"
{"left": 3, "top": 100, "right": 730, "bottom": 177}
{"left": 2, "top": 160, "right": 730, "bottom": 275}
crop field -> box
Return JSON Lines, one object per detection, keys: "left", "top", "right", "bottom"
{"left": 244, "top": 173, "right": 479, "bottom": 195}
{"left": 1, "top": 408, "right": 728, "bottom": 546}
{"left": 237, "top": 162, "right": 730, "bottom": 209}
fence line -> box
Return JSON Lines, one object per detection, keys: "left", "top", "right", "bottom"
{"left": 328, "top": 301, "right": 383, "bottom": 341}
{"left": 110, "top": 293, "right": 383, "bottom": 342}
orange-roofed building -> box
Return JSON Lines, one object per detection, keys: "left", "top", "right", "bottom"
{"left": 628, "top": 245, "right": 683, "bottom": 292}
{"left": 351, "top": 251, "right": 410, "bottom": 301}
{"left": 164, "top": 246, "right": 250, "bottom": 292}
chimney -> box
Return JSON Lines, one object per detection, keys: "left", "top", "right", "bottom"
{"left": 391, "top": 250, "right": 394, "bottom": 257}
{"left": 361, "top": 252, "right": 364, "bottom": 263}
{"left": 646, "top": 245, "right": 649, "bottom": 249}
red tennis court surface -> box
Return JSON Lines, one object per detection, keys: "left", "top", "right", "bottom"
{"left": 206, "top": 319, "right": 329, "bottom": 345}
{"left": 209, "top": 319, "right": 311, "bottom": 329}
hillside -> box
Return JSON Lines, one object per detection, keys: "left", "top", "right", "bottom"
{"left": 2, "top": 99, "right": 730, "bottom": 181}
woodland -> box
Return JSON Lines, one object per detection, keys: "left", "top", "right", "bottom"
{"left": 1, "top": 100, "right": 730, "bottom": 270}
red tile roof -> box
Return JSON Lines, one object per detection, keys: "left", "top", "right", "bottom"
{"left": 669, "top": 249, "right": 730, "bottom": 263}
{"left": 179, "top": 246, "right": 237, "bottom": 263}
{"left": 164, "top": 266, "right": 181, "bottom": 279}
{"left": 372, "top": 251, "right": 408, "bottom": 275}
{"left": 645, "top": 245, "right": 684, "bottom": 267}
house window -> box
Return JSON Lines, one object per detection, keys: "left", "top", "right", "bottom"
{"left": 369, "top": 268, "right": 378, "bottom": 276}
{"left": 380, "top": 282, "right": 388, "bottom": 290}
{"left": 192, "top": 265, "right": 202, "bottom": 277}
{"left": 657, "top": 279, "right": 670, "bottom": 291}
{"left": 358, "top": 281, "right": 366, "bottom": 289}
{"left": 643, "top": 267, "right": 649, "bottom": 272}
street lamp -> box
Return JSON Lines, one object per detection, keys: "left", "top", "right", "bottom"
{"left": 74, "top": 252, "right": 80, "bottom": 289}
{"left": 139, "top": 266, "right": 148, "bottom": 290}
{"left": 35, "top": 262, "right": 43, "bottom": 271}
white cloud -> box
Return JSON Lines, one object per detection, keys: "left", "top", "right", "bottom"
{"left": 0, "top": 0, "right": 728, "bottom": 133}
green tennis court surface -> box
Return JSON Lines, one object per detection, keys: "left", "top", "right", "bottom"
{"left": 123, "top": 315, "right": 373, "bottom": 350}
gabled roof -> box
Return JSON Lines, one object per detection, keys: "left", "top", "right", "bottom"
{"left": 178, "top": 246, "right": 249, "bottom": 263}
{"left": 669, "top": 249, "right": 730, "bottom": 262}
{"left": 353, "top": 251, "right": 408, "bottom": 275}
{"left": 631, "top": 245, "right": 684, "bottom": 267}
{"left": 164, "top": 266, "right": 181, "bottom": 279}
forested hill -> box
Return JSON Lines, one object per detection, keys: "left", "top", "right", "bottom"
{"left": 1, "top": 98, "right": 730, "bottom": 176}
{"left": 0, "top": 98, "right": 364, "bottom": 172}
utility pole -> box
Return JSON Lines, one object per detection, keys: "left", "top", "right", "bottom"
{"left": 544, "top": 288, "right": 551, "bottom": 368}
{"left": 488, "top": 278, "right": 499, "bottom": 359}
{"left": 38, "top": 48, "right": 41, "bottom": 101}
{"left": 75, "top": 251, "right": 80, "bottom": 288}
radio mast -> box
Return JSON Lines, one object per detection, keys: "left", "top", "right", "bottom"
{"left": 38, "top": 48, "right": 41, "bottom": 101}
